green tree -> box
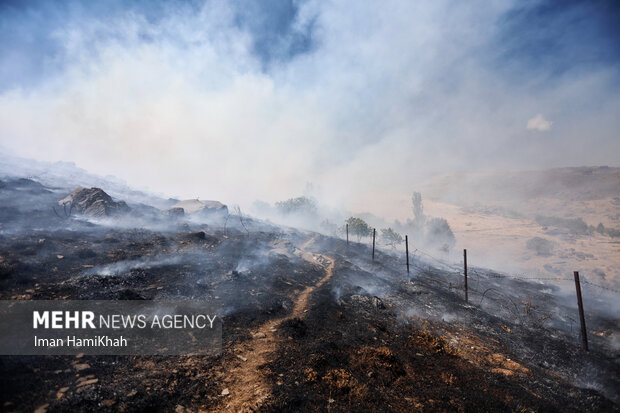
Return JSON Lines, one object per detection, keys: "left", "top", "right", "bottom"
{"left": 275, "top": 196, "right": 317, "bottom": 216}
{"left": 346, "top": 217, "right": 372, "bottom": 241}
{"left": 381, "top": 227, "right": 403, "bottom": 248}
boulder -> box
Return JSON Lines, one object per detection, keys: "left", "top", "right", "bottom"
{"left": 171, "top": 199, "right": 228, "bottom": 217}
{"left": 59, "top": 187, "right": 130, "bottom": 217}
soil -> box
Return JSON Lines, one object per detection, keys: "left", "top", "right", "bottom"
{"left": 0, "top": 191, "right": 618, "bottom": 411}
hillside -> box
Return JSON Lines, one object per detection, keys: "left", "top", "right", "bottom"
{"left": 423, "top": 167, "right": 620, "bottom": 205}
{"left": 384, "top": 167, "right": 620, "bottom": 299}
{"left": 0, "top": 176, "right": 618, "bottom": 412}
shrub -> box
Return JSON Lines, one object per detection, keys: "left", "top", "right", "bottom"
{"left": 346, "top": 217, "right": 372, "bottom": 241}
{"left": 425, "top": 217, "right": 455, "bottom": 251}
{"left": 275, "top": 196, "right": 317, "bottom": 216}
{"left": 380, "top": 228, "right": 403, "bottom": 248}
{"left": 535, "top": 215, "right": 591, "bottom": 235}
{"left": 526, "top": 237, "right": 554, "bottom": 256}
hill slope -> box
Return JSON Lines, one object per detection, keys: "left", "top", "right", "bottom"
{"left": 0, "top": 175, "right": 618, "bottom": 411}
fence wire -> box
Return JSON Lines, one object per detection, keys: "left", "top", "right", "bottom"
{"left": 359, "top": 238, "right": 620, "bottom": 297}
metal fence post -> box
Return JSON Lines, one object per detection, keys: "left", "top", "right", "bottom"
{"left": 405, "top": 235, "right": 410, "bottom": 274}
{"left": 372, "top": 228, "right": 376, "bottom": 261}
{"left": 464, "top": 249, "right": 468, "bottom": 302}
{"left": 573, "top": 271, "right": 589, "bottom": 351}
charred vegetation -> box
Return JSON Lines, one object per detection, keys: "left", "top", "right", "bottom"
{"left": 0, "top": 178, "right": 618, "bottom": 412}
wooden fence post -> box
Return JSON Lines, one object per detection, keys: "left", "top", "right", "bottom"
{"left": 346, "top": 224, "right": 349, "bottom": 245}
{"left": 573, "top": 271, "right": 589, "bottom": 351}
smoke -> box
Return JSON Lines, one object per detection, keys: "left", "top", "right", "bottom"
{"left": 0, "top": 1, "right": 618, "bottom": 298}
{"left": 233, "top": 242, "right": 279, "bottom": 274}
{"left": 82, "top": 254, "right": 186, "bottom": 277}
{"left": 0, "top": 0, "right": 617, "bottom": 216}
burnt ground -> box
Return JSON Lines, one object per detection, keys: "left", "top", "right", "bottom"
{"left": 0, "top": 181, "right": 619, "bottom": 412}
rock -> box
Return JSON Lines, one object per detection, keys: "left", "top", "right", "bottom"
{"left": 190, "top": 231, "right": 207, "bottom": 240}
{"left": 372, "top": 296, "right": 386, "bottom": 309}
{"left": 102, "top": 399, "right": 116, "bottom": 407}
{"left": 59, "top": 187, "right": 130, "bottom": 217}
{"left": 236, "top": 355, "right": 248, "bottom": 362}
{"left": 171, "top": 199, "right": 228, "bottom": 218}
{"left": 221, "top": 388, "right": 230, "bottom": 396}
{"left": 253, "top": 332, "right": 266, "bottom": 339}
{"left": 175, "top": 405, "right": 186, "bottom": 413}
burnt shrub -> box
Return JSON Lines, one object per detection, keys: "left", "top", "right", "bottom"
{"left": 0, "top": 261, "right": 16, "bottom": 279}
{"left": 280, "top": 317, "right": 308, "bottom": 339}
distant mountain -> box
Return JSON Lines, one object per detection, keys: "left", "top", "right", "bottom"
{"left": 423, "top": 166, "right": 620, "bottom": 205}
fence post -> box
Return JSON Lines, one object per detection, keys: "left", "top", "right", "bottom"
{"left": 573, "top": 271, "right": 589, "bottom": 351}
{"left": 372, "top": 228, "right": 376, "bottom": 261}
{"left": 405, "top": 235, "right": 410, "bottom": 274}
{"left": 346, "top": 224, "right": 349, "bottom": 245}
{"left": 463, "top": 249, "right": 468, "bottom": 302}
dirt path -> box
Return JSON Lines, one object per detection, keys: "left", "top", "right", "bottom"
{"left": 214, "top": 252, "right": 335, "bottom": 412}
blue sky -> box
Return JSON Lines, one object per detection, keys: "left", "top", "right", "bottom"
{"left": 0, "top": 0, "right": 618, "bottom": 212}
